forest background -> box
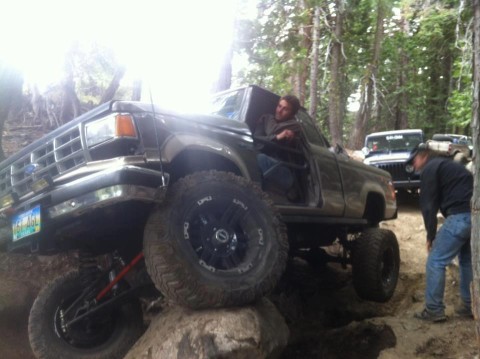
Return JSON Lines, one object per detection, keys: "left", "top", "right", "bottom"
{"left": 0, "top": 0, "right": 475, "bottom": 160}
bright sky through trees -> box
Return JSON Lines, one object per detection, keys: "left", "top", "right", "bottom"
{"left": 0, "top": 0, "right": 239, "bottom": 110}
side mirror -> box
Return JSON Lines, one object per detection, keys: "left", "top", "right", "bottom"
{"left": 362, "top": 146, "right": 370, "bottom": 156}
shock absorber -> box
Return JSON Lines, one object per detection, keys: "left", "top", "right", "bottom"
{"left": 78, "top": 250, "right": 99, "bottom": 290}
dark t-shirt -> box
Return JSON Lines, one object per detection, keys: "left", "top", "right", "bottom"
{"left": 419, "top": 156, "right": 472, "bottom": 241}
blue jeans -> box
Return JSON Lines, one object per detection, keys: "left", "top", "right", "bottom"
{"left": 257, "top": 153, "right": 294, "bottom": 190}
{"left": 425, "top": 212, "right": 472, "bottom": 314}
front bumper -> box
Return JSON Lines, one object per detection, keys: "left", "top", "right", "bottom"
{"left": 393, "top": 179, "right": 420, "bottom": 189}
{"left": 4, "top": 165, "right": 169, "bottom": 253}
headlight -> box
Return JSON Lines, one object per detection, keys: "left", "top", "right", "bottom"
{"left": 85, "top": 114, "right": 137, "bottom": 147}
{"left": 0, "top": 192, "right": 18, "bottom": 212}
{"left": 405, "top": 164, "right": 415, "bottom": 173}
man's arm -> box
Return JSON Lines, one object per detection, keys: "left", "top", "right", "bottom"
{"left": 253, "top": 115, "right": 277, "bottom": 142}
{"left": 420, "top": 162, "right": 441, "bottom": 242}
{"left": 254, "top": 115, "right": 301, "bottom": 147}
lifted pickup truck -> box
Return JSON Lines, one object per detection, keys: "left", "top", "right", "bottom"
{"left": 430, "top": 134, "right": 472, "bottom": 161}
{"left": 0, "top": 85, "right": 399, "bottom": 359}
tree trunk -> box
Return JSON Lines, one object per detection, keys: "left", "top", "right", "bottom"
{"left": 348, "top": 0, "right": 385, "bottom": 149}
{"left": 60, "top": 56, "right": 81, "bottom": 124}
{"left": 292, "top": 0, "right": 311, "bottom": 104}
{"left": 211, "top": 46, "right": 233, "bottom": 93}
{"left": 309, "top": 6, "right": 321, "bottom": 120}
{"left": 328, "top": 0, "right": 345, "bottom": 146}
{"left": 60, "top": 75, "right": 81, "bottom": 124}
{"left": 471, "top": 0, "right": 480, "bottom": 345}
{"left": 131, "top": 79, "right": 142, "bottom": 101}
{"left": 31, "top": 85, "right": 44, "bottom": 124}
{"left": 0, "top": 65, "right": 23, "bottom": 161}
{"left": 394, "top": 13, "right": 409, "bottom": 130}
{"left": 100, "top": 66, "right": 126, "bottom": 104}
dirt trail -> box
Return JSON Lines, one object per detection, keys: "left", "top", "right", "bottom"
{"left": 0, "top": 198, "right": 478, "bottom": 358}
{"left": 276, "top": 197, "right": 478, "bottom": 358}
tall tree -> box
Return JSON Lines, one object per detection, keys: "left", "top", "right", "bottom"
{"left": 309, "top": 5, "right": 321, "bottom": 120}
{"left": 471, "top": 0, "right": 480, "bottom": 343}
{"left": 394, "top": 10, "right": 410, "bottom": 130}
{"left": 328, "top": 0, "right": 346, "bottom": 145}
{"left": 60, "top": 48, "right": 81, "bottom": 124}
{"left": 348, "top": 0, "right": 386, "bottom": 149}
{"left": 131, "top": 79, "right": 143, "bottom": 101}
{"left": 100, "top": 66, "right": 126, "bottom": 104}
{"left": 211, "top": 47, "right": 233, "bottom": 93}
{"left": 294, "top": 0, "right": 312, "bottom": 103}
{"left": 0, "top": 63, "right": 23, "bottom": 160}
{"left": 238, "top": 0, "right": 315, "bottom": 96}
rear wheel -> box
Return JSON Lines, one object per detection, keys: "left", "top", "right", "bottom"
{"left": 28, "top": 271, "right": 144, "bottom": 359}
{"left": 144, "top": 170, "right": 289, "bottom": 309}
{"left": 352, "top": 228, "right": 400, "bottom": 302}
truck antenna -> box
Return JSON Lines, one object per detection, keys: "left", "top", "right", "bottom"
{"left": 148, "top": 86, "right": 166, "bottom": 187}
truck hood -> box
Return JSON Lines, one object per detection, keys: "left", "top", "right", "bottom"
{"left": 112, "top": 101, "right": 252, "bottom": 137}
{"left": 364, "top": 152, "right": 410, "bottom": 165}
{"left": 0, "top": 100, "right": 252, "bottom": 169}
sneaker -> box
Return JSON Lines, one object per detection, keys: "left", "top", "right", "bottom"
{"left": 455, "top": 303, "right": 473, "bottom": 318}
{"left": 414, "top": 308, "right": 447, "bottom": 322}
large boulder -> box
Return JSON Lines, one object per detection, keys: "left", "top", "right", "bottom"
{"left": 124, "top": 298, "right": 289, "bottom": 359}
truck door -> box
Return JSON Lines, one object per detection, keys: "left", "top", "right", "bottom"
{"left": 297, "top": 112, "right": 345, "bottom": 216}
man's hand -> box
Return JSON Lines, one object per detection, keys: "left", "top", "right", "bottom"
{"left": 276, "top": 129, "right": 295, "bottom": 141}
{"left": 426, "top": 240, "right": 433, "bottom": 252}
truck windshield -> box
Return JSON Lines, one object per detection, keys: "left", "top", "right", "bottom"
{"left": 366, "top": 133, "right": 423, "bottom": 153}
{"left": 206, "top": 89, "right": 246, "bottom": 122}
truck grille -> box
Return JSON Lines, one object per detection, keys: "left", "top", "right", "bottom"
{"left": 0, "top": 126, "right": 87, "bottom": 198}
{"left": 376, "top": 162, "right": 409, "bottom": 182}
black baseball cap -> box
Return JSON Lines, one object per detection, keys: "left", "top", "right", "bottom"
{"left": 406, "top": 143, "right": 428, "bottom": 165}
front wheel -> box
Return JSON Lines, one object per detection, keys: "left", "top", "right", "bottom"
{"left": 351, "top": 228, "right": 400, "bottom": 302}
{"left": 28, "top": 271, "right": 144, "bottom": 359}
{"left": 144, "top": 170, "right": 289, "bottom": 309}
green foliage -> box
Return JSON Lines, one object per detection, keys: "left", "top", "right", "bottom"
{"left": 235, "top": 0, "right": 313, "bottom": 94}
{"left": 235, "top": 0, "right": 473, "bottom": 142}
{"left": 448, "top": 89, "right": 472, "bottom": 129}
{"left": 68, "top": 42, "right": 127, "bottom": 105}
{"left": 0, "top": 0, "right": 474, "bottom": 144}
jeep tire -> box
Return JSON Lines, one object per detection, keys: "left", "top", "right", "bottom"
{"left": 28, "top": 271, "right": 144, "bottom": 359}
{"left": 352, "top": 228, "right": 400, "bottom": 302}
{"left": 143, "top": 170, "right": 289, "bottom": 309}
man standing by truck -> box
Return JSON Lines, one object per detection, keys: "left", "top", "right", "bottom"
{"left": 408, "top": 144, "right": 473, "bottom": 322}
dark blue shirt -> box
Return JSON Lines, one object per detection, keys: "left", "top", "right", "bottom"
{"left": 419, "top": 156, "right": 472, "bottom": 241}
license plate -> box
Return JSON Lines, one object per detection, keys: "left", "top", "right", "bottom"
{"left": 12, "top": 205, "right": 41, "bottom": 241}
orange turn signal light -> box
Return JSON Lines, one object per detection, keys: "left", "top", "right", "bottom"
{"left": 115, "top": 114, "right": 137, "bottom": 138}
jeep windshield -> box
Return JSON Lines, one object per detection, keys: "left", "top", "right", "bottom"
{"left": 365, "top": 133, "right": 423, "bottom": 156}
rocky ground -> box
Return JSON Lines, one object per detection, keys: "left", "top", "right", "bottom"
{"left": 0, "top": 196, "right": 478, "bottom": 358}
{"left": 0, "top": 124, "right": 478, "bottom": 358}
{"left": 275, "top": 196, "right": 478, "bottom": 358}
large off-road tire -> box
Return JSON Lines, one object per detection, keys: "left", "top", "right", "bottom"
{"left": 352, "top": 228, "right": 400, "bottom": 302}
{"left": 144, "top": 170, "right": 289, "bottom": 309}
{"left": 28, "top": 271, "right": 144, "bottom": 359}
